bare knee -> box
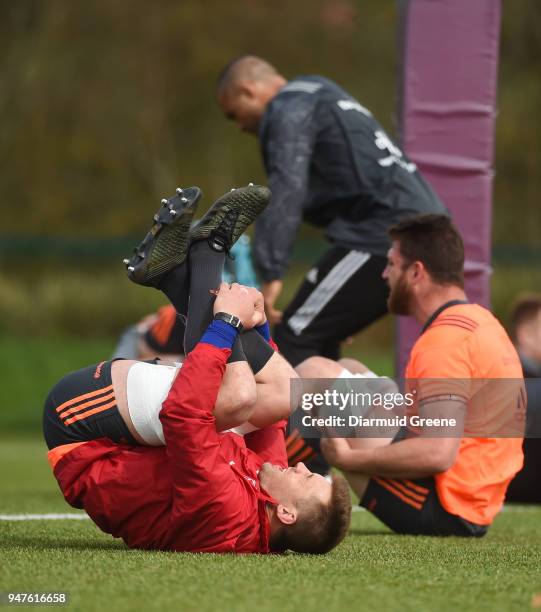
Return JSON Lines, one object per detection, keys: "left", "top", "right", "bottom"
{"left": 295, "top": 356, "right": 343, "bottom": 378}
{"left": 246, "top": 354, "right": 299, "bottom": 428}
{"left": 273, "top": 365, "right": 299, "bottom": 420}
{"left": 256, "top": 353, "right": 298, "bottom": 421}
{"left": 338, "top": 358, "right": 370, "bottom": 375}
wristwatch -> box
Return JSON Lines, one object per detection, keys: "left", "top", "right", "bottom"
{"left": 214, "top": 312, "right": 243, "bottom": 332}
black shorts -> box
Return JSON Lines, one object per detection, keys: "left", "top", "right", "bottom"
{"left": 43, "top": 360, "right": 137, "bottom": 450}
{"left": 360, "top": 475, "right": 487, "bottom": 537}
{"left": 273, "top": 247, "right": 388, "bottom": 366}
{"left": 360, "top": 427, "right": 487, "bottom": 536}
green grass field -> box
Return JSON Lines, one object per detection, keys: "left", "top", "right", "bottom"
{"left": 1, "top": 337, "right": 540, "bottom": 612}
{"left": 1, "top": 437, "right": 540, "bottom": 612}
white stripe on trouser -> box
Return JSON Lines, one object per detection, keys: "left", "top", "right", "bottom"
{"left": 287, "top": 251, "right": 371, "bottom": 336}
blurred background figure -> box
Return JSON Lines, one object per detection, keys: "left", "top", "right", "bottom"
{"left": 112, "top": 305, "right": 185, "bottom": 362}
{"left": 509, "top": 294, "right": 541, "bottom": 378}
{"left": 506, "top": 294, "right": 541, "bottom": 504}
{"left": 217, "top": 55, "right": 445, "bottom": 367}
{"left": 222, "top": 235, "right": 259, "bottom": 288}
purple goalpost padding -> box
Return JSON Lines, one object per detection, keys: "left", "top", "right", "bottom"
{"left": 396, "top": 0, "right": 502, "bottom": 375}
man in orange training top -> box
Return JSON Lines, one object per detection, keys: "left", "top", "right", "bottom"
{"left": 312, "top": 214, "right": 524, "bottom": 536}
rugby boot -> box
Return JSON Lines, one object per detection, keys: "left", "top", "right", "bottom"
{"left": 124, "top": 186, "right": 201, "bottom": 287}
{"left": 189, "top": 183, "right": 270, "bottom": 253}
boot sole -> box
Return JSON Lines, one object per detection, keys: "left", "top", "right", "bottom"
{"left": 190, "top": 185, "right": 270, "bottom": 249}
{"left": 126, "top": 186, "right": 202, "bottom": 287}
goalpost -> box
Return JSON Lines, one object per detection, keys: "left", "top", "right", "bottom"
{"left": 396, "top": 0, "right": 501, "bottom": 374}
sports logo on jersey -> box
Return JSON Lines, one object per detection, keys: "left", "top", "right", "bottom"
{"left": 374, "top": 130, "right": 417, "bottom": 173}
{"left": 337, "top": 99, "right": 372, "bottom": 117}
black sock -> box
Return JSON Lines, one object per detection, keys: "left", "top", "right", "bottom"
{"left": 157, "top": 263, "right": 190, "bottom": 316}
{"left": 241, "top": 329, "right": 275, "bottom": 374}
{"left": 152, "top": 264, "right": 190, "bottom": 355}
{"left": 184, "top": 240, "right": 225, "bottom": 353}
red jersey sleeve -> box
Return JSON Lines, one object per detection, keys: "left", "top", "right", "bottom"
{"left": 159, "top": 343, "right": 245, "bottom": 514}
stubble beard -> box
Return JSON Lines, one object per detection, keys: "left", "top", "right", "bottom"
{"left": 387, "top": 274, "right": 412, "bottom": 316}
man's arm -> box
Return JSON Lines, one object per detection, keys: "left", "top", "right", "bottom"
{"left": 160, "top": 331, "right": 239, "bottom": 503}
{"left": 242, "top": 309, "right": 289, "bottom": 462}
{"left": 255, "top": 95, "right": 318, "bottom": 312}
{"left": 321, "top": 398, "right": 464, "bottom": 478}
{"left": 322, "top": 434, "right": 460, "bottom": 479}
{"left": 160, "top": 284, "right": 257, "bottom": 510}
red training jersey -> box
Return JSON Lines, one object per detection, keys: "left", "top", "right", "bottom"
{"left": 48, "top": 342, "right": 288, "bottom": 553}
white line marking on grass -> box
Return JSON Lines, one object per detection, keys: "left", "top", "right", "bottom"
{"left": 0, "top": 513, "right": 90, "bottom": 521}
{"left": 502, "top": 505, "right": 541, "bottom": 512}
{"left": 2, "top": 509, "right": 366, "bottom": 520}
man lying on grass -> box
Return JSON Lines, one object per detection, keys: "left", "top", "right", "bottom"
{"left": 43, "top": 185, "right": 351, "bottom": 554}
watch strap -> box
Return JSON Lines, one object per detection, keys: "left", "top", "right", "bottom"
{"left": 214, "top": 311, "right": 243, "bottom": 332}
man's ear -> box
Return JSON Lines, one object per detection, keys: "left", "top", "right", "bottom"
{"left": 516, "top": 325, "right": 527, "bottom": 350}
{"left": 239, "top": 81, "right": 257, "bottom": 99}
{"left": 410, "top": 261, "right": 425, "bottom": 283}
{"left": 276, "top": 503, "right": 298, "bottom": 526}
{"left": 517, "top": 324, "right": 534, "bottom": 353}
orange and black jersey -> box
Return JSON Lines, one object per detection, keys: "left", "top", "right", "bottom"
{"left": 405, "top": 303, "right": 524, "bottom": 525}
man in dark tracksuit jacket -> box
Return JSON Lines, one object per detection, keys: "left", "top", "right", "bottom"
{"left": 218, "top": 56, "right": 446, "bottom": 366}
